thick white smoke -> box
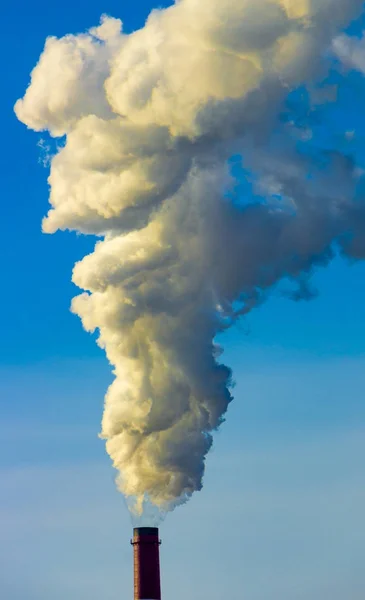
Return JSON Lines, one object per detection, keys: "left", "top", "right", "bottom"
{"left": 15, "top": 0, "right": 365, "bottom": 515}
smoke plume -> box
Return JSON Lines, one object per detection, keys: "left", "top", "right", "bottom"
{"left": 15, "top": 0, "right": 365, "bottom": 515}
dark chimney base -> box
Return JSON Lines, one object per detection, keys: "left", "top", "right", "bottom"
{"left": 132, "top": 527, "right": 161, "bottom": 600}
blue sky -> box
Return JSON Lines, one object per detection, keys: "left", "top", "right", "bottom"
{"left": 2, "top": 1, "right": 365, "bottom": 599}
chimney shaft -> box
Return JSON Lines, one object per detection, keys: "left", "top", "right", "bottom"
{"left": 132, "top": 527, "right": 161, "bottom": 600}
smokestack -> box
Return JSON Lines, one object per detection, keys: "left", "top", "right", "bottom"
{"left": 131, "top": 527, "right": 161, "bottom": 600}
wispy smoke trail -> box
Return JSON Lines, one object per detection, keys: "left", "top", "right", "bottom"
{"left": 15, "top": 0, "right": 365, "bottom": 515}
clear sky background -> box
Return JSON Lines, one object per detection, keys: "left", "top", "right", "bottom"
{"left": 2, "top": 1, "right": 365, "bottom": 599}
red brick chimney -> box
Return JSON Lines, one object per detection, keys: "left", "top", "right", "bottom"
{"left": 131, "top": 527, "right": 161, "bottom": 600}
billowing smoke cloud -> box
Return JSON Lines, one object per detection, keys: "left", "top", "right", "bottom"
{"left": 333, "top": 31, "right": 365, "bottom": 74}
{"left": 15, "top": 0, "right": 365, "bottom": 515}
